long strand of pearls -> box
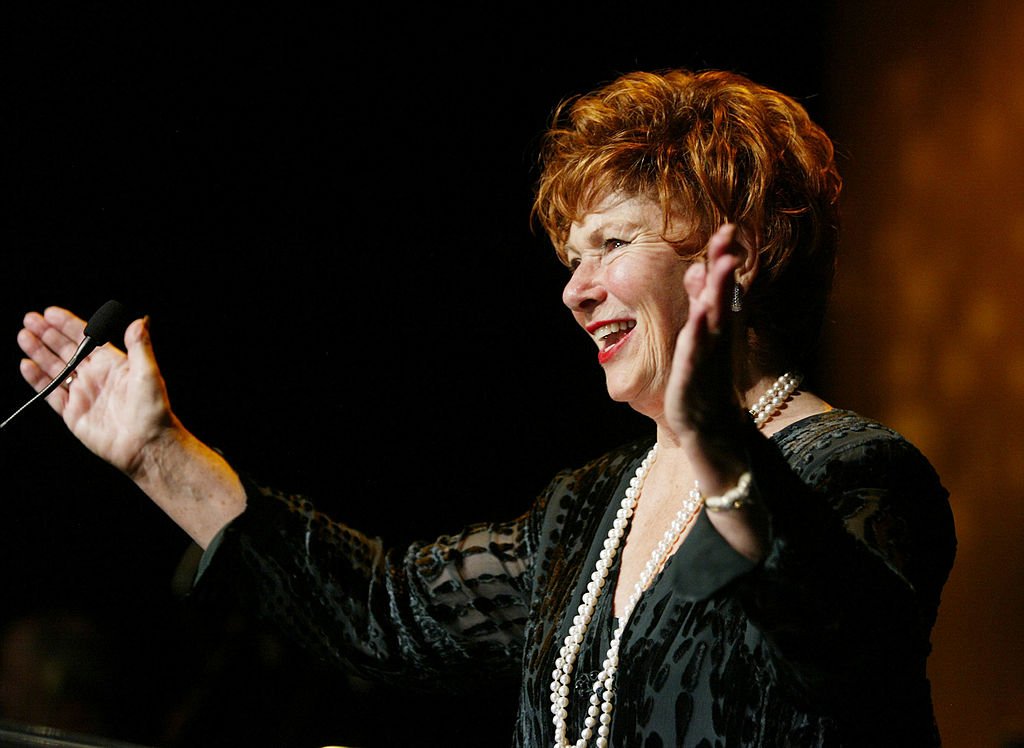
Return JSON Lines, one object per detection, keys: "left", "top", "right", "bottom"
{"left": 550, "top": 445, "right": 675, "bottom": 748}
{"left": 550, "top": 372, "right": 800, "bottom": 748}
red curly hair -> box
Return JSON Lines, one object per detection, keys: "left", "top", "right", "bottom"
{"left": 532, "top": 69, "right": 842, "bottom": 372}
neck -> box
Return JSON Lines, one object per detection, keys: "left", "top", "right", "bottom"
{"left": 740, "top": 371, "right": 795, "bottom": 410}
{"left": 654, "top": 370, "right": 824, "bottom": 448}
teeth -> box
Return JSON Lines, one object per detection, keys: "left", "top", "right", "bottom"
{"left": 594, "top": 320, "right": 636, "bottom": 341}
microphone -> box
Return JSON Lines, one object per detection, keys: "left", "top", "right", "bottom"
{"left": 1, "top": 300, "right": 132, "bottom": 430}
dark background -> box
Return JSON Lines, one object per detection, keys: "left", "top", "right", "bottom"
{"left": 0, "top": 4, "right": 834, "bottom": 746}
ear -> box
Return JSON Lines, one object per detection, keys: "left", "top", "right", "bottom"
{"left": 731, "top": 225, "right": 761, "bottom": 291}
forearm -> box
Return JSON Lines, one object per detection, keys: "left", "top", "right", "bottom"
{"left": 129, "top": 422, "right": 246, "bottom": 548}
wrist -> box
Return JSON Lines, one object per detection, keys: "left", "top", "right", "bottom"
{"left": 125, "top": 417, "right": 190, "bottom": 486}
{"left": 701, "top": 471, "right": 754, "bottom": 512}
{"left": 128, "top": 422, "right": 246, "bottom": 549}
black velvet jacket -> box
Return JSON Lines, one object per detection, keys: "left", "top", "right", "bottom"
{"left": 195, "top": 410, "right": 956, "bottom": 746}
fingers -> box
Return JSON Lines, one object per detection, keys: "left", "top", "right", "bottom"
{"left": 706, "top": 222, "right": 739, "bottom": 258}
{"left": 17, "top": 325, "right": 72, "bottom": 387}
{"left": 20, "top": 308, "right": 84, "bottom": 369}
{"left": 17, "top": 355, "right": 60, "bottom": 394}
{"left": 684, "top": 224, "right": 740, "bottom": 336}
{"left": 701, "top": 224, "right": 742, "bottom": 333}
{"left": 17, "top": 306, "right": 122, "bottom": 405}
{"left": 667, "top": 223, "right": 750, "bottom": 441}
{"left": 43, "top": 306, "right": 87, "bottom": 342}
{"left": 16, "top": 357, "right": 71, "bottom": 415}
{"left": 706, "top": 226, "right": 740, "bottom": 286}
{"left": 17, "top": 311, "right": 83, "bottom": 414}
{"left": 684, "top": 259, "right": 707, "bottom": 298}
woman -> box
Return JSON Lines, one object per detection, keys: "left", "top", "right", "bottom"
{"left": 16, "top": 69, "right": 955, "bottom": 746}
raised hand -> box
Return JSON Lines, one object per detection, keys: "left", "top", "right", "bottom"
{"left": 664, "top": 223, "right": 747, "bottom": 450}
{"left": 17, "top": 306, "right": 174, "bottom": 478}
{"left": 663, "top": 224, "right": 770, "bottom": 560}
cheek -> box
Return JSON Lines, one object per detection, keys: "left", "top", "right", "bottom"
{"left": 605, "top": 260, "right": 660, "bottom": 302}
{"left": 646, "top": 322, "right": 680, "bottom": 374}
{"left": 640, "top": 290, "right": 689, "bottom": 373}
{"left": 608, "top": 255, "right": 688, "bottom": 304}
{"left": 641, "top": 288, "right": 690, "bottom": 338}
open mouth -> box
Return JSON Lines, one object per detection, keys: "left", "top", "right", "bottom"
{"left": 592, "top": 320, "right": 636, "bottom": 363}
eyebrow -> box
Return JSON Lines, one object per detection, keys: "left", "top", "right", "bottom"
{"left": 567, "top": 220, "right": 644, "bottom": 254}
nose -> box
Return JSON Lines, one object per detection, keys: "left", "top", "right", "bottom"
{"left": 562, "top": 260, "right": 606, "bottom": 313}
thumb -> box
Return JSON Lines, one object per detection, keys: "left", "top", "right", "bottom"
{"left": 125, "top": 316, "right": 160, "bottom": 373}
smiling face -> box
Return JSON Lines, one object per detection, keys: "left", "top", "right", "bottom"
{"left": 562, "top": 192, "right": 697, "bottom": 417}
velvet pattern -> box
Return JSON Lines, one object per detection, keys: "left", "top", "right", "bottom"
{"left": 195, "top": 410, "right": 956, "bottom": 746}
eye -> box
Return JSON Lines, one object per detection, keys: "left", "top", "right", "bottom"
{"left": 566, "top": 256, "right": 581, "bottom": 274}
{"left": 603, "top": 238, "right": 629, "bottom": 252}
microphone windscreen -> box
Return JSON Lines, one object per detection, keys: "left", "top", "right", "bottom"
{"left": 83, "top": 300, "right": 132, "bottom": 345}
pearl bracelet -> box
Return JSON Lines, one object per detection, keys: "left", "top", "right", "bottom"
{"left": 701, "top": 471, "right": 754, "bottom": 512}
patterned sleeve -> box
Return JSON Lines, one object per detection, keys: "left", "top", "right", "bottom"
{"left": 192, "top": 478, "right": 535, "bottom": 690}
{"left": 737, "top": 414, "right": 957, "bottom": 708}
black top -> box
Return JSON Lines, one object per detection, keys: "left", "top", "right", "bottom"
{"left": 195, "top": 410, "right": 956, "bottom": 746}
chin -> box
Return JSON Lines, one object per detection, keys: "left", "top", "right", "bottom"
{"left": 603, "top": 371, "right": 663, "bottom": 415}
{"left": 602, "top": 375, "right": 632, "bottom": 403}
{"left": 603, "top": 380, "right": 646, "bottom": 408}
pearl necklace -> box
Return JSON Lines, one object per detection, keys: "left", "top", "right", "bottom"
{"left": 549, "top": 373, "right": 800, "bottom": 748}
{"left": 749, "top": 372, "right": 802, "bottom": 428}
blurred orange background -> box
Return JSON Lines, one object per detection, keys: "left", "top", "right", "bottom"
{"left": 827, "top": 2, "right": 1024, "bottom": 744}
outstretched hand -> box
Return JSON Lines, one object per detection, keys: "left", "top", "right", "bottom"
{"left": 17, "top": 306, "right": 175, "bottom": 478}
{"left": 16, "top": 305, "right": 246, "bottom": 547}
